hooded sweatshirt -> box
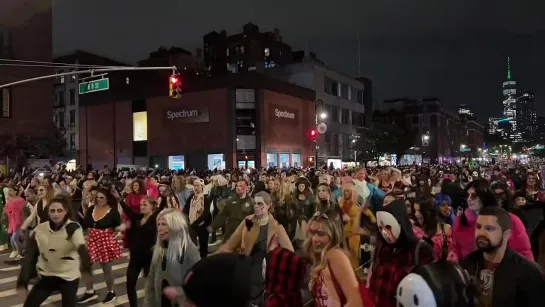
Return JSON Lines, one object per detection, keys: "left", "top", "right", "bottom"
{"left": 369, "top": 200, "right": 434, "bottom": 307}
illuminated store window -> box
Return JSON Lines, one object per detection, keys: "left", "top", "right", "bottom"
{"left": 208, "top": 153, "right": 225, "bottom": 170}
{"left": 279, "top": 153, "right": 290, "bottom": 167}
{"left": 133, "top": 111, "right": 148, "bottom": 141}
{"left": 292, "top": 153, "right": 302, "bottom": 167}
{"left": 168, "top": 155, "right": 185, "bottom": 170}
{"left": 266, "top": 153, "right": 277, "bottom": 167}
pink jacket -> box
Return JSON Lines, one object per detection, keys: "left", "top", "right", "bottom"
{"left": 453, "top": 209, "right": 533, "bottom": 260}
{"left": 4, "top": 198, "right": 25, "bottom": 233}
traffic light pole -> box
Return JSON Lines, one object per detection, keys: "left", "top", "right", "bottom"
{"left": 0, "top": 66, "right": 178, "bottom": 89}
{"left": 314, "top": 99, "right": 324, "bottom": 168}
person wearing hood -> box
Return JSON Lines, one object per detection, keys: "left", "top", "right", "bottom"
{"left": 396, "top": 259, "right": 474, "bottom": 307}
{"left": 368, "top": 199, "right": 434, "bottom": 307}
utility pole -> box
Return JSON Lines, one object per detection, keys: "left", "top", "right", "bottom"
{"left": 0, "top": 66, "right": 178, "bottom": 89}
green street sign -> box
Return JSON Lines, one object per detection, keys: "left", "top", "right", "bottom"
{"left": 79, "top": 78, "right": 110, "bottom": 94}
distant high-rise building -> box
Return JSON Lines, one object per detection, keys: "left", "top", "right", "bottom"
{"left": 515, "top": 91, "right": 537, "bottom": 143}
{"left": 501, "top": 57, "right": 521, "bottom": 142}
{"left": 458, "top": 104, "right": 475, "bottom": 119}
{"left": 202, "top": 23, "right": 293, "bottom": 75}
{"left": 488, "top": 117, "right": 502, "bottom": 135}
{"left": 536, "top": 116, "right": 545, "bottom": 144}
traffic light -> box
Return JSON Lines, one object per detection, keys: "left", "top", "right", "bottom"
{"left": 169, "top": 74, "right": 182, "bottom": 98}
{"left": 309, "top": 128, "right": 318, "bottom": 141}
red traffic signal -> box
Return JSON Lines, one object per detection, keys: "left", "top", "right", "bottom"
{"left": 169, "top": 74, "right": 182, "bottom": 98}
{"left": 309, "top": 128, "right": 318, "bottom": 141}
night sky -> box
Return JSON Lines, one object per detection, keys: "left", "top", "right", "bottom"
{"left": 50, "top": 0, "right": 545, "bottom": 122}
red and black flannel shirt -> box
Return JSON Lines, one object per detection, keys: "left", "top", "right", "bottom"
{"left": 265, "top": 247, "right": 307, "bottom": 307}
{"left": 368, "top": 241, "right": 433, "bottom": 307}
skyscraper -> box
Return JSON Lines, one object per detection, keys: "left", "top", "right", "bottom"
{"left": 516, "top": 91, "right": 537, "bottom": 143}
{"left": 502, "top": 57, "right": 521, "bottom": 142}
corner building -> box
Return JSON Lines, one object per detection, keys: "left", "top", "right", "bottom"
{"left": 78, "top": 73, "right": 315, "bottom": 170}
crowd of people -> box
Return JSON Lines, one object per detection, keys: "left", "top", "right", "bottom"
{"left": 0, "top": 161, "right": 544, "bottom": 307}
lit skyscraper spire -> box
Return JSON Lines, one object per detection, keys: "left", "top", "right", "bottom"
{"left": 507, "top": 57, "right": 512, "bottom": 80}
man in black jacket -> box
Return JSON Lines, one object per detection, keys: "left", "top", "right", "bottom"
{"left": 460, "top": 206, "right": 545, "bottom": 307}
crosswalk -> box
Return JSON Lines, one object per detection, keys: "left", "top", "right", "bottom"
{"left": 0, "top": 236, "right": 145, "bottom": 307}
{"left": 0, "top": 236, "right": 222, "bottom": 306}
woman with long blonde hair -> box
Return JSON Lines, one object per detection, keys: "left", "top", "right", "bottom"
{"left": 144, "top": 208, "right": 200, "bottom": 307}
{"left": 339, "top": 183, "right": 362, "bottom": 267}
{"left": 305, "top": 211, "right": 363, "bottom": 307}
{"left": 271, "top": 179, "right": 298, "bottom": 238}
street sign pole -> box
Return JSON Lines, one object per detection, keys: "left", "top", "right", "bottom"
{"left": 0, "top": 66, "right": 178, "bottom": 89}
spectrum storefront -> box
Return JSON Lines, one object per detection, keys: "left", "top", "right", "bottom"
{"left": 78, "top": 74, "right": 316, "bottom": 170}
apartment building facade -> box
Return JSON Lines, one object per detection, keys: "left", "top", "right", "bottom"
{"left": 53, "top": 50, "right": 128, "bottom": 159}
{"left": 267, "top": 58, "right": 370, "bottom": 163}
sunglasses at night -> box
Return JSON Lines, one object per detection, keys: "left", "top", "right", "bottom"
{"left": 96, "top": 196, "right": 106, "bottom": 200}
{"left": 466, "top": 192, "right": 478, "bottom": 199}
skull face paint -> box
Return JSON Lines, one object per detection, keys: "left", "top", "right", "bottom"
{"left": 376, "top": 211, "right": 401, "bottom": 244}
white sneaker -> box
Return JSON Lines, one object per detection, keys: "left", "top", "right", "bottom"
{"left": 9, "top": 251, "right": 19, "bottom": 259}
{"left": 0, "top": 245, "right": 8, "bottom": 251}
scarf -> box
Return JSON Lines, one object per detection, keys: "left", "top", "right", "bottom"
{"left": 189, "top": 193, "right": 204, "bottom": 224}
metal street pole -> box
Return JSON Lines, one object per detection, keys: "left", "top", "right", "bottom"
{"left": 0, "top": 66, "right": 178, "bottom": 89}
{"left": 314, "top": 99, "right": 324, "bottom": 168}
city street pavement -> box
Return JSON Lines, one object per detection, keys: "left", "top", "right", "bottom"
{"left": 0, "top": 237, "right": 221, "bottom": 306}
{"left": 0, "top": 235, "right": 145, "bottom": 307}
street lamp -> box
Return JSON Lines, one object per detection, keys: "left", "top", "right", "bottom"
{"left": 314, "top": 99, "right": 327, "bottom": 167}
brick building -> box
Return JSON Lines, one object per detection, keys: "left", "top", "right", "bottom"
{"left": 203, "top": 23, "right": 294, "bottom": 75}
{"left": 0, "top": 1, "right": 53, "bottom": 138}
{"left": 374, "top": 98, "right": 485, "bottom": 163}
{"left": 78, "top": 72, "right": 315, "bottom": 170}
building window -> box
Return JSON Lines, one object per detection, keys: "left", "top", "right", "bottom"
{"left": 168, "top": 155, "right": 185, "bottom": 170}
{"left": 264, "top": 48, "right": 270, "bottom": 57}
{"left": 208, "top": 153, "right": 225, "bottom": 170}
{"left": 279, "top": 153, "right": 290, "bottom": 167}
{"left": 240, "top": 46, "right": 245, "bottom": 54}
{"left": 226, "top": 48, "right": 229, "bottom": 56}
{"left": 69, "top": 133, "right": 76, "bottom": 150}
{"left": 69, "top": 110, "right": 76, "bottom": 126}
{"left": 59, "top": 90, "right": 65, "bottom": 106}
{"left": 331, "top": 106, "right": 339, "bottom": 123}
{"left": 340, "top": 83, "right": 349, "bottom": 100}
{"left": 356, "top": 90, "right": 364, "bottom": 104}
{"left": 1, "top": 88, "right": 11, "bottom": 118}
{"left": 266, "top": 153, "right": 278, "bottom": 167}
{"left": 69, "top": 89, "right": 76, "bottom": 105}
{"left": 341, "top": 109, "right": 350, "bottom": 124}
{"left": 324, "top": 77, "right": 339, "bottom": 96}
{"left": 59, "top": 111, "right": 65, "bottom": 128}
{"left": 133, "top": 111, "right": 148, "bottom": 141}
{"left": 236, "top": 89, "right": 255, "bottom": 103}
{"left": 292, "top": 153, "right": 301, "bottom": 167}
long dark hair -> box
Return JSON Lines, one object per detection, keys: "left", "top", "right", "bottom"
{"left": 415, "top": 195, "right": 439, "bottom": 238}
{"left": 460, "top": 179, "right": 496, "bottom": 227}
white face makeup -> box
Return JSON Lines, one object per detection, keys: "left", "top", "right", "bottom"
{"left": 396, "top": 273, "right": 437, "bottom": 307}
{"left": 376, "top": 211, "right": 401, "bottom": 244}
{"left": 254, "top": 196, "right": 269, "bottom": 216}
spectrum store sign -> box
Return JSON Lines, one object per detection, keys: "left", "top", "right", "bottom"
{"left": 269, "top": 104, "right": 299, "bottom": 126}
{"left": 164, "top": 108, "right": 210, "bottom": 123}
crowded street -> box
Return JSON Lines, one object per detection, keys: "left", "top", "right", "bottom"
{"left": 2, "top": 2, "right": 545, "bottom": 306}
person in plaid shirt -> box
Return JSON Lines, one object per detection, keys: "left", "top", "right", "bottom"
{"left": 368, "top": 199, "right": 434, "bottom": 307}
